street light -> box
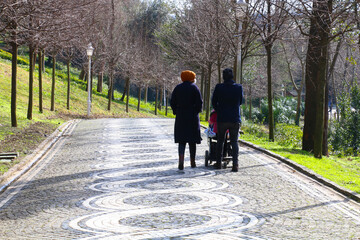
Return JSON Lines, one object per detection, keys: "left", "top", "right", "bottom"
{"left": 86, "top": 43, "right": 94, "bottom": 117}
{"left": 236, "top": 0, "right": 247, "bottom": 84}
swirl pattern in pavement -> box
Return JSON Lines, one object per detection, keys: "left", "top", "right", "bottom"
{"left": 68, "top": 119, "right": 262, "bottom": 239}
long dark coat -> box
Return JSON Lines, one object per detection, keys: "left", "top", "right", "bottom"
{"left": 170, "top": 81, "right": 203, "bottom": 144}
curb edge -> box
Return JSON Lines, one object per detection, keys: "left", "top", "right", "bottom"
{"left": 200, "top": 124, "right": 360, "bottom": 203}
{"left": 0, "top": 119, "right": 80, "bottom": 194}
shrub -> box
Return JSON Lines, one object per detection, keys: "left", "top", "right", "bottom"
{"left": 330, "top": 85, "right": 360, "bottom": 156}
{"left": 242, "top": 105, "right": 261, "bottom": 122}
{"left": 247, "top": 97, "right": 301, "bottom": 124}
{"left": 241, "top": 121, "right": 268, "bottom": 139}
{"left": 0, "top": 49, "right": 29, "bottom": 65}
{"left": 275, "top": 123, "right": 302, "bottom": 148}
{"left": 273, "top": 98, "right": 297, "bottom": 124}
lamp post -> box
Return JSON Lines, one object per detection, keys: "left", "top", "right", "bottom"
{"left": 86, "top": 43, "right": 94, "bottom": 117}
{"left": 236, "top": 0, "right": 247, "bottom": 84}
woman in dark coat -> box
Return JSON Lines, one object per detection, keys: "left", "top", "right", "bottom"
{"left": 170, "top": 70, "right": 203, "bottom": 170}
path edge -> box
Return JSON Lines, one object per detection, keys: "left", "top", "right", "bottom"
{"left": 200, "top": 125, "right": 360, "bottom": 204}
{"left": 239, "top": 139, "right": 360, "bottom": 203}
{"left": 0, "top": 119, "right": 80, "bottom": 194}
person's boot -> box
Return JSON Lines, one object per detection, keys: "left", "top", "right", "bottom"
{"left": 190, "top": 157, "right": 196, "bottom": 168}
{"left": 231, "top": 164, "right": 238, "bottom": 172}
{"left": 214, "top": 161, "right": 222, "bottom": 169}
{"left": 178, "top": 154, "right": 184, "bottom": 170}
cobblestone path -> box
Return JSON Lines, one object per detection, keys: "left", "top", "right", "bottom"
{"left": 0, "top": 118, "right": 359, "bottom": 239}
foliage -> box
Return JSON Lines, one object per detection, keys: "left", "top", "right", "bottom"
{"left": 241, "top": 123, "right": 360, "bottom": 194}
{"left": 330, "top": 85, "right": 360, "bottom": 156}
{"left": 242, "top": 106, "right": 261, "bottom": 122}
{"left": 245, "top": 97, "right": 302, "bottom": 125}
{"left": 275, "top": 123, "right": 302, "bottom": 148}
{"left": 0, "top": 49, "right": 29, "bottom": 65}
{"left": 242, "top": 121, "right": 302, "bottom": 148}
{"left": 0, "top": 55, "right": 163, "bottom": 174}
{"left": 241, "top": 121, "right": 268, "bottom": 139}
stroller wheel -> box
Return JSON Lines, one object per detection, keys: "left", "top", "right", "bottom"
{"left": 205, "top": 150, "right": 209, "bottom": 167}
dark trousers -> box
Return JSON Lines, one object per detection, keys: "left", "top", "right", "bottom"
{"left": 178, "top": 142, "right": 196, "bottom": 159}
{"left": 216, "top": 122, "right": 240, "bottom": 166}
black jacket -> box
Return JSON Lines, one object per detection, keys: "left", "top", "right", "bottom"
{"left": 170, "top": 81, "right": 203, "bottom": 143}
{"left": 211, "top": 79, "right": 243, "bottom": 123}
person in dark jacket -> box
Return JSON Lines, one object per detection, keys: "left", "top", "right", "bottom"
{"left": 170, "top": 70, "right": 203, "bottom": 170}
{"left": 211, "top": 68, "right": 243, "bottom": 172}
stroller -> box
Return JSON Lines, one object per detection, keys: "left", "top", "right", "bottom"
{"left": 204, "top": 111, "right": 233, "bottom": 168}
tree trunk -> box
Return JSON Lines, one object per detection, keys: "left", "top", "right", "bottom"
{"left": 295, "top": 78, "right": 305, "bottom": 126}
{"left": 240, "top": 54, "right": 244, "bottom": 84}
{"left": 32, "top": 52, "right": 37, "bottom": 70}
{"left": 79, "top": 69, "right": 85, "bottom": 81}
{"left": 27, "top": 45, "right": 35, "bottom": 120}
{"left": 97, "top": 72, "right": 103, "bottom": 93}
{"left": 137, "top": 86, "right": 141, "bottom": 112}
{"left": 281, "top": 41, "right": 304, "bottom": 126}
{"left": 328, "top": 39, "right": 342, "bottom": 121}
{"left": 265, "top": 44, "right": 274, "bottom": 141}
{"left": 302, "top": 0, "right": 332, "bottom": 158}
{"left": 165, "top": 92, "right": 168, "bottom": 116}
{"left": 38, "top": 50, "right": 43, "bottom": 113}
{"left": 67, "top": 59, "right": 71, "bottom": 110}
{"left": 144, "top": 85, "right": 148, "bottom": 104}
{"left": 343, "top": 47, "right": 350, "bottom": 92}
{"left": 323, "top": 79, "right": 329, "bottom": 156}
{"left": 158, "top": 87, "right": 163, "bottom": 111}
{"left": 126, "top": 77, "right": 130, "bottom": 113}
{"left": 51, "top": 53, "right": 56, "bottom": 111}
{"left": 265, "top": 0, "right": 274, "bottom": 141}
{"left": 85, "top": 73, "right": 88, "bottom": 91}
{"left": 249, "top": 85, "right": 252, "bottom": 121}
{"left": 233, "top": 0, "right": 239, "bottom": 83}
{"left": 121, "top": 78, "right": 130, "bottom": 102}
{"left": 11, "top": 41, "right": 18, "bottom": 127}
{"left": 217, "top": 57, "right": 221, "bottom": 84}
{"left": 108, "top": 70, "right": 114, "bottom": 111}
{"left": 42, "top": 52, "right": 45, "bottom": 73}
{"left": 205, "top": 64, "right": 212, "bottom": 121}
{"left": 200, "top": 67, "right": 205, "bottom": 98}
{"left": 155, "top": 86, "right": 159, "bottom": 115}
{"left": 295, "top": 90, "right": 302, "bottom": 126}
{"left": 108, "top": 0, "right": 115, "bottom": 111}
{"left": 332, "top": 74, "right": 339, "bottom": 121}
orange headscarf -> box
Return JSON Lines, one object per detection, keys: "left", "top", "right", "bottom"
{"left": 181, "top": 70, "right": 196, "bottom": 82}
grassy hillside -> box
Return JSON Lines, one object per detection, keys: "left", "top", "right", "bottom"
{"left": 0, "top": 53, "right": 170, "bottom": 174}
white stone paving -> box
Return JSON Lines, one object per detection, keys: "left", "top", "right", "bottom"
{"left": 68, "top": 119, "right": 261, "bottom": 239}
{"left": 0, "top": 118, "right": 359, "bottom": 239}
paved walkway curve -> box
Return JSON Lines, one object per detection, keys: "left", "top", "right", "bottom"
{"left": 0, "top": 118, "right": 359, "bottom": 239}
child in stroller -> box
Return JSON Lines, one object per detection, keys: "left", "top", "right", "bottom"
{"left": 204, "top": 110, "right": 232, "bottom": 168}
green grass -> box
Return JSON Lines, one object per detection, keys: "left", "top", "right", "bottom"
{"left": 201, "top": 121, "right": 360, "bottom": 194}
{"left": 241, "top": 127, "right": 360, "bottom": 194}
{"left": 0, "top": 54, "right": 173, "bottom": 141}
{"left": 0, "top": 50, "right": 171, "bottom": 174}
{"left": 2, "top": 48, "right": 359, "bottom": 195}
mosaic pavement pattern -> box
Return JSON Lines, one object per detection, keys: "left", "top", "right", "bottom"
{"left": 0, "top": 118, "right": 359, "bottom": 239}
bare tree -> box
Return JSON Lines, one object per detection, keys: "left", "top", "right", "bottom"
{"left": 247, "top": 0, "right": 290, "bottom": 141}
{"left": 156, "top": 0, "right": 232, "bottom": 120}
{"left": 292, "top": 0, "right": 355, "bottom": 158}
{"left": 280, "top": 32, "right": 307, "bottom": 126}
{"left": 0, "top": 0, "right": 29, "bottom": 127}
